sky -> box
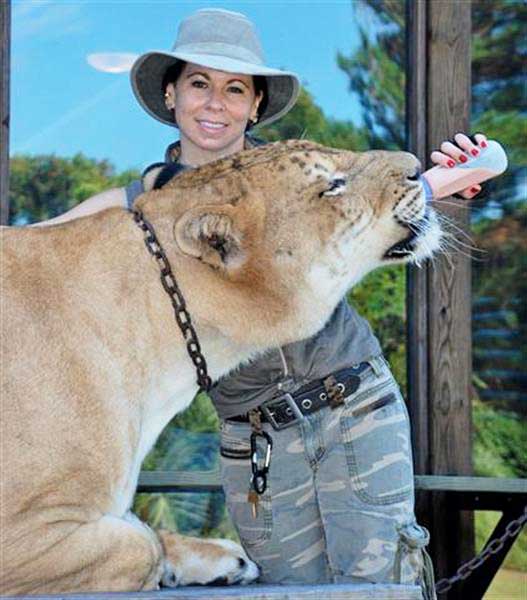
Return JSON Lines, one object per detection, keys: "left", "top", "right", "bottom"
{"left": 10, "top": 0, "right": 374, "bottom": 173}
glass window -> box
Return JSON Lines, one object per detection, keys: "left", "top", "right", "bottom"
{"left": 470, "top": 0, "right": 526, "bottom": 480}
{"left": 470, "top": 0, "right": 526, "bottom": 585}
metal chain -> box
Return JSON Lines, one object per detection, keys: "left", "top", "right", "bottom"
{"left": 132, "top": 209, "right": 212, "bottom": 393}
{"left": 435, "top": 505, "right": 527, "bottom": 595}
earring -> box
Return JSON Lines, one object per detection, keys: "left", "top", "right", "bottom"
{"left": 165, "top": 93, "right": 175, "bottom": 110}
{"left": 250, "top": 116, "right": 259, "bottom": 125}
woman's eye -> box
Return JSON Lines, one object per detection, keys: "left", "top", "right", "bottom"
{"left": 228, "top": 86, "right": 244, "bottom": 94}
{"left": 191, "top": 80, "right": 207, "bottom": 89}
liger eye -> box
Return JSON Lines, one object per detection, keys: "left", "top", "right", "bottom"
{"left": 319, "top": 178, "right": 347, "bottom": 197}
{"left": 329, "top": 178, "right": 346, "bottom": 189}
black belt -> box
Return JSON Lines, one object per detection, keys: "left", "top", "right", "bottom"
{"left": 227, "top": 362, "right": 371, "bottom": 431}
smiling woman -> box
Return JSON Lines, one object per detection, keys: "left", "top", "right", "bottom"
{"left": 164, "top": 63, "right": 263, "bottom": 165}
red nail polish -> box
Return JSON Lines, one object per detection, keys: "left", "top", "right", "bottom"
{"left": 471, "top": 187, "right": 479, "bottom": 194}
{"left": 459, "top": 154, "right": 468, "bottom": 163}
{"left": 480, "top": 140, "right": 487, "bottom": 148}
{"left": 471, "top": 149, "right": 479, "bottom": 156}
{"left": 447, "top": 160, "right": 456, "bottom": 168}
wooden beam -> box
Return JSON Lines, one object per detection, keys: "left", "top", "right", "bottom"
{"left": 426, "top": 1, "right": 474, "bottom": 594}
{"left": 137, "top": 470, "right": 527, "bottom": 496}
{"left": 0, "top": 0, "right": 10, "bottom": 225}
{"left": 0, "top": 582, "right": 423, "bottom": 600}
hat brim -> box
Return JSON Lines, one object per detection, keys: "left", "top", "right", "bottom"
{"left": 131, "top": 51, "right": 300, "bottom": 128}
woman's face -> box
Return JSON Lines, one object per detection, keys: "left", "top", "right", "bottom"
{"left": 166, "top": 62, "right": 263, "bottom": 165}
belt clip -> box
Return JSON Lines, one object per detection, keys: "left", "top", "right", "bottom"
{"left": 323, "top": 375, "right": 346, "bottom": 408}
{"left": 250, "top": 429, "right": 273, "bottom": 494}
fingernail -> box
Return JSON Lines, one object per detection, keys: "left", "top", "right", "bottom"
{"left": 471, "top": 149, "right": 479, "bottom": 156}
{"left": 471, "top": 187, "right": 479, "bottom": 194}
{"left": 459, "top": 154, "right": 468, "bottom": 163}
{"left": 447, "top": 160, "right": 456, "bottom": 168}
{"left": 480, "top": 140, "right": 487, "bottom": 148}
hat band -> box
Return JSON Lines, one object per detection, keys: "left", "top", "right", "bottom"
{"left": 172, "top": 42, "right": 264, "bottom": 66}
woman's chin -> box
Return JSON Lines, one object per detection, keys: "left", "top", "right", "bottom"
{"left": 189, "top": 132, "right": 245, "bottom": 156}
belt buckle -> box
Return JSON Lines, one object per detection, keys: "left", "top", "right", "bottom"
{"left": 260, "top": 393, "right": 304, "bottom": 431}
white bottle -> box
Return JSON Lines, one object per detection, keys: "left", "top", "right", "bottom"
{"left": 420, "top": 140, "right": 508, "bottom": 201}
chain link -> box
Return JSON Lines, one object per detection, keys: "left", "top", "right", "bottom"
{"left": 133, "top": 209, "right": 212, "bottom": 393}
{"left": 435, "top": 505, "right": 527, "bottom": 595}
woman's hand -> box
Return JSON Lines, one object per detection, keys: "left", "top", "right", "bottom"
{"left": 430, "top": 132, "right": 488, "bottom": 199}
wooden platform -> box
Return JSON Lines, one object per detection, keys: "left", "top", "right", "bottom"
{"left": 2, "top": 583, "right": 423, "bottom": 600}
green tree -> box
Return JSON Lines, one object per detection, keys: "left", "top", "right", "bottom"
{"left": 336, "top": 0, "right": 405, "bottom": 149}
{"left": 258, "top": 87, "right": 369, "bottom": 150}
{"left": 8, "top": 153, "right": 139, "bottom": 225}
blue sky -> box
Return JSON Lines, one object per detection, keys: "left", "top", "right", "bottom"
{"left": 10, "top": 0, "right": 371, "bottom": 173}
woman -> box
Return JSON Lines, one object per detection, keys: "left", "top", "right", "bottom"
{"left": 41, "top": 8, "right": 485, "bottom": 597}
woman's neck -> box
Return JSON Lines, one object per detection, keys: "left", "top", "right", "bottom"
{"left": 178, "top": 135, "right": 246, "bottom": 167}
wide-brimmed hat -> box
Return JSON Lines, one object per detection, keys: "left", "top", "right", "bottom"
{"left": 131, "top": 8, "right": 300, "bottom": 128}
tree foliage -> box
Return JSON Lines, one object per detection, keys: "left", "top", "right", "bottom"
{"left": 336, "top": 1, "right": 405, "bottom": 149}
{"left": 8, "top": 153, "right": 139, "bottom": 225}
{"left": 257, "top": 88, "right": 369, "bottom": 150}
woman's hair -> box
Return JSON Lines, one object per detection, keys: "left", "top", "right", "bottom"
{"left": 161, "top": 60, "right": 269, "bottom": 128}
{"left": 161, "top": 61, "right": 186, "bottom": 92}
{"left": 252, "top": 76, "right": 268, "bottom": 127}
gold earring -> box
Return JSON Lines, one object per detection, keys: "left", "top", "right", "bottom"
{"left": 165, "top": 93, "right": 175, "bottom": 110}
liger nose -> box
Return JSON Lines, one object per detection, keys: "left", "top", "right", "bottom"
{"left": 407, "top": 166, "right": 421, "bottom": 181}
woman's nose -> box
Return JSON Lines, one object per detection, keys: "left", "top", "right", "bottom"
{"left": 206, "top": 88, "right": 225, "bottom": 111}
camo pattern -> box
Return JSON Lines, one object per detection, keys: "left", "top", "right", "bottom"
{"left": 220, "top": 356, "right": 436, "bottom": 599}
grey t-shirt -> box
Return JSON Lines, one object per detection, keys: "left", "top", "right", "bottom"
{"left": 209, "top": 300, "right": 381, "bottom": 419}
{"left": 128, "top": 140, "right": 383, "bottom": 419}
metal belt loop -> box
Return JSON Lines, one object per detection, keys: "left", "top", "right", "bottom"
{"left": 323, "top": 375, "right": 346, "bottom": 408}
{"left": 248, "top": 408, "right": 263, "bottom": 434}
{"left": 132, "top": 209, "right": 212, "bottom": 393}
{"left": 369, "top": 356, "right": 384, "bottom": 377}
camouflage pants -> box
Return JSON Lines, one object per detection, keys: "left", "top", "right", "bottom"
{"left": 220, "top": 356, "right": 436, "bottom": 599}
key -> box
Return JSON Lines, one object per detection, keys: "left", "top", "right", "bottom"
{"left": 248, "top": 488, "right": 259, "bottom": 519}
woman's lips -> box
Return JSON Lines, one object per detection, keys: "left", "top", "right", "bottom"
{"left": 197, "top": 119, "right": 228, "bottom": 134}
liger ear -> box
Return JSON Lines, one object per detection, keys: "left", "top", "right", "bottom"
{"left": 174, "top": 205, "right": 246, "bottom": 271}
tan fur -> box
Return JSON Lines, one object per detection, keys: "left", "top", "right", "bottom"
{"left": 0, "top": 140, "right": 441, "bottom": 594}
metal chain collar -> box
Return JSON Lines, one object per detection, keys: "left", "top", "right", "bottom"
{"left": 132, "top": 209, "right": 212, "bottom": 393}
{"left": 435, "top": 505, "right": 527, "bottom": 594}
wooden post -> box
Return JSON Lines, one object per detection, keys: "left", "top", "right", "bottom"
{"left": 1, "top": 0, "right": 10, "bottom": 225}
{"left": 427, "top": 1, "right": 474, "bottom": 594}
{"left": 406, "top": 1, "right": 474, "bottom": 596}
{"left": 406, "top": 0, "right": 430, "bottom": 479}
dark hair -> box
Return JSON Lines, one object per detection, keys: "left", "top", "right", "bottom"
{"left": 161, "top": 60, "right": 269, "bottom": 126}
{"left": 252, "top": 75, "right": 268, "bottom": 126}
{"left": 161, "top": 60, "right": 186, "bottom": 92}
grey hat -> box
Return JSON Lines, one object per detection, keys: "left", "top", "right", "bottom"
{"left": 131, "top": 8, "right": 300, "bottom": 128}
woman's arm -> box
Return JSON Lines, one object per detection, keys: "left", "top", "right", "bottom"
{"left": 31, "top": 187, "right": 127, "bottom": 227}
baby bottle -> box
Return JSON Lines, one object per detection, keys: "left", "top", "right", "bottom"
{"left": 420, "top": 140, "right": 508, "bottom": 201}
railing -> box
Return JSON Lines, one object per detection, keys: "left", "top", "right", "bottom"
{"left": 2, "top": 475, "right": 524, "bottom": 599}
{"left": 137, "top": 472, "right": 527, "bottom": 599}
